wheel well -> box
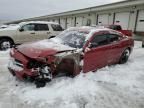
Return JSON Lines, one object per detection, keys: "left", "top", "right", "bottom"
{"left": 127, "top": 47, "right": 132, "bottom": 53}
{"left": 0, "top": 36, "right": 14, "bottom": 44}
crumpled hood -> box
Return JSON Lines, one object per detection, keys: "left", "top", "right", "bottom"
{"left": 17, "top": 40, "right": 75, "bottom": 58}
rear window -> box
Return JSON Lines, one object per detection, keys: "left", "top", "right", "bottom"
{"left": 35, "top": 24, "right": 49, "bottom": 31}
{"left": 51, "top": 24, "right": 63, "bottom": 31}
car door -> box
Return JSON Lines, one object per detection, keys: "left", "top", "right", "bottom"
{"left": 17, "top": 23, "right": 36, "bottom": 43}
{"left": 83, "top": 34, "right": 111, "bottom": 73}
{"left": 107, "top": 34, "right": 123, "bottom": 64}
{"left": 34, "top": 23, "right": 50, "bottom": 40}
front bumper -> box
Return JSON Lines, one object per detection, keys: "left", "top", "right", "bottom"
{"left": 8, "top": 49, "right": 38, "bottom": 80}
{"left": 8, "top": 59, "right": 38, "bottom": 80}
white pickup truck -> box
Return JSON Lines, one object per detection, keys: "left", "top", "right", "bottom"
{"left": 0, "top": 21, "right": 63, "bottom": 50}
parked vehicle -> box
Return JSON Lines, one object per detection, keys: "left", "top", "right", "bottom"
{"left": 8, "top": 27, "right": 134, "bottom": 87}
{"left": 105, "top": 25, "right": 133, "bottom": 37}
{"left": 92, "top": 25, "right": 132, "bottom": 37}
{"left": 0, "top": 21, "right": 63, "bottom": 50}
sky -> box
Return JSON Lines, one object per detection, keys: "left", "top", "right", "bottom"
{"left": 0, "top": 0, "right": 124, "bottom": 21}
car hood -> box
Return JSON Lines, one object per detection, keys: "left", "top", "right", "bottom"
{"left": 0, "top": 25, "right": 19, "bottom": 35}
{"left": 0, "top": 25, "right": 19, "bottom": 31}
{"left": 17, "top": 40, "right": 76, "bottom": 58}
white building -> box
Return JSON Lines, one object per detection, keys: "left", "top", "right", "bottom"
{"left": 6, "top": 0, "right": 144, "bottom": 35}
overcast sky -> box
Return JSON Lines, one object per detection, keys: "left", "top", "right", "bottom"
{"left": 0, "top": 0, "right": 124, "bottom": 21}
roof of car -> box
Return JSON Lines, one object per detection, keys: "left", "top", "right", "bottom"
{"left": 67, "top": 26, "right": 123, "bottom": 36}
{"left": 67, "top": 26, "right": 111, "bottom": 32}
{"left": 19, "top": 21, "right": 59, "bottom": 25}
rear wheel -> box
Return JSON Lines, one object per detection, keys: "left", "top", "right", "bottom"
{"left": 119, "top": 49, "right": 130, "bottom": 64}
{"left": 0, "top": 38, "right": 14, "bottom": 50}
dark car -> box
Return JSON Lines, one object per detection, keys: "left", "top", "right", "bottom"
{"left": 8, "top": 27, "right": 134, "bottom": 87}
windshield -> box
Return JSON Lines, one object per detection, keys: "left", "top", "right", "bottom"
{"left": 51, "top": 30, "right": 89, "bottom": 48}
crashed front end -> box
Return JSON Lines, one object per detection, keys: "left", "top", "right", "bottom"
{"left": 8, "top": 48, "right": 82, "bottom": 85}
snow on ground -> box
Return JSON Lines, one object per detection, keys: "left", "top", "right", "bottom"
{"left": 0, "top": 41, "right": 144, "bottom": 108}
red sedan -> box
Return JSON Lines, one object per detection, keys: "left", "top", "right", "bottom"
{"left": 8, "top": 27, "right": 134, "bottom": 87}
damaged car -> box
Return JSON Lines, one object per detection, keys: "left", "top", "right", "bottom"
{"left": 8, "top": 27, "right": 134, "bottom": 87}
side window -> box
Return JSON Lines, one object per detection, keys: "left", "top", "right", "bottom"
{"left": 21, "top": 24, "right": 34, "bottom": 31}
{"left": 109, "top": 34, "right": 120, "bottom": 43}
{"left": 51, "top": 24, "right": 63, "bottom": 31}
{"left": 35, "top": 24, "right": 49, "bottom": 31}
{"left": 91, "top": 34, "right": 109, "bottom": 47}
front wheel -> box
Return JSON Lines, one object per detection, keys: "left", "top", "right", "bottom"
{"left": 0, "top": 39, "right": 13, "bottom": 50}
{"left": 119, "top": 49, "right": 130, "bottom": 64}
{"left": 142, "top": 42, "right": 144, "bottom": 48}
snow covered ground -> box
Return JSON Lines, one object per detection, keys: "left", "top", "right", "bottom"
{"left": 0, "top": 41, "right": 144, "bottom": 108}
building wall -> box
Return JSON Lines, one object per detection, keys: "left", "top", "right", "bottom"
{"left": 42, "top": 3, "right": 144, "bottom": 34}
{"left": 5, "top": 1, "right": 144, "bottom": 34}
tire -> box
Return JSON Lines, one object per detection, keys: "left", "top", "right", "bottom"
{"left": 119, "top": 49, "right": 130, "bottom": 64}
{"left": 0, "top": 38, "right": 14, "bottom": 50}
{"left": 142, "top": 43, "right": 144, "bottom": 48}
{"left": 35, "top": 79, "right": 46, "bottom": 88}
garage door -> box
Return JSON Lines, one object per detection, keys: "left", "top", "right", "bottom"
{"left": 67, "top": 17, "right": 73, "bottom": 28}
{"left": 114, "top": 12, "right": 130, "bottom": 30}
{"left": 76, "top": 17, "right": 83, "bottom": 27}
{"left": 60, "top": 18, "right": 66, "bottom": 29}
{"left": 136, "top": 10, "right": 144, "bottom": 32}
{"left": 98, "top": 14, "right": 109, "bottom": 25}
{"left": 54, "top": 19, "right": 59, "bottom": 24}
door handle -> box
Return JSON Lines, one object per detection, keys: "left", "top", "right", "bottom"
{"left": 30, "top": 32, "right": 35, "bottom": 34}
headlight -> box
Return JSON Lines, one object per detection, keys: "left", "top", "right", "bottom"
{"left": 27, "top": 60, "right": 40, "bottom": 69}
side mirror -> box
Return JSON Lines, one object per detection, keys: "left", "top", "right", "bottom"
{"left": 88, "top": 42, "right": 98, "bottom": 48}
{"left": 19, "top": 28, "right": 24, "bottom": 32}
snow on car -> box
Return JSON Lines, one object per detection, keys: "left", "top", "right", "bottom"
{"left": 0, "top": 41, "right": 144, "bottom": 108}
{"left": 7, "top": 26, "right": 134, "bottom": 87}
